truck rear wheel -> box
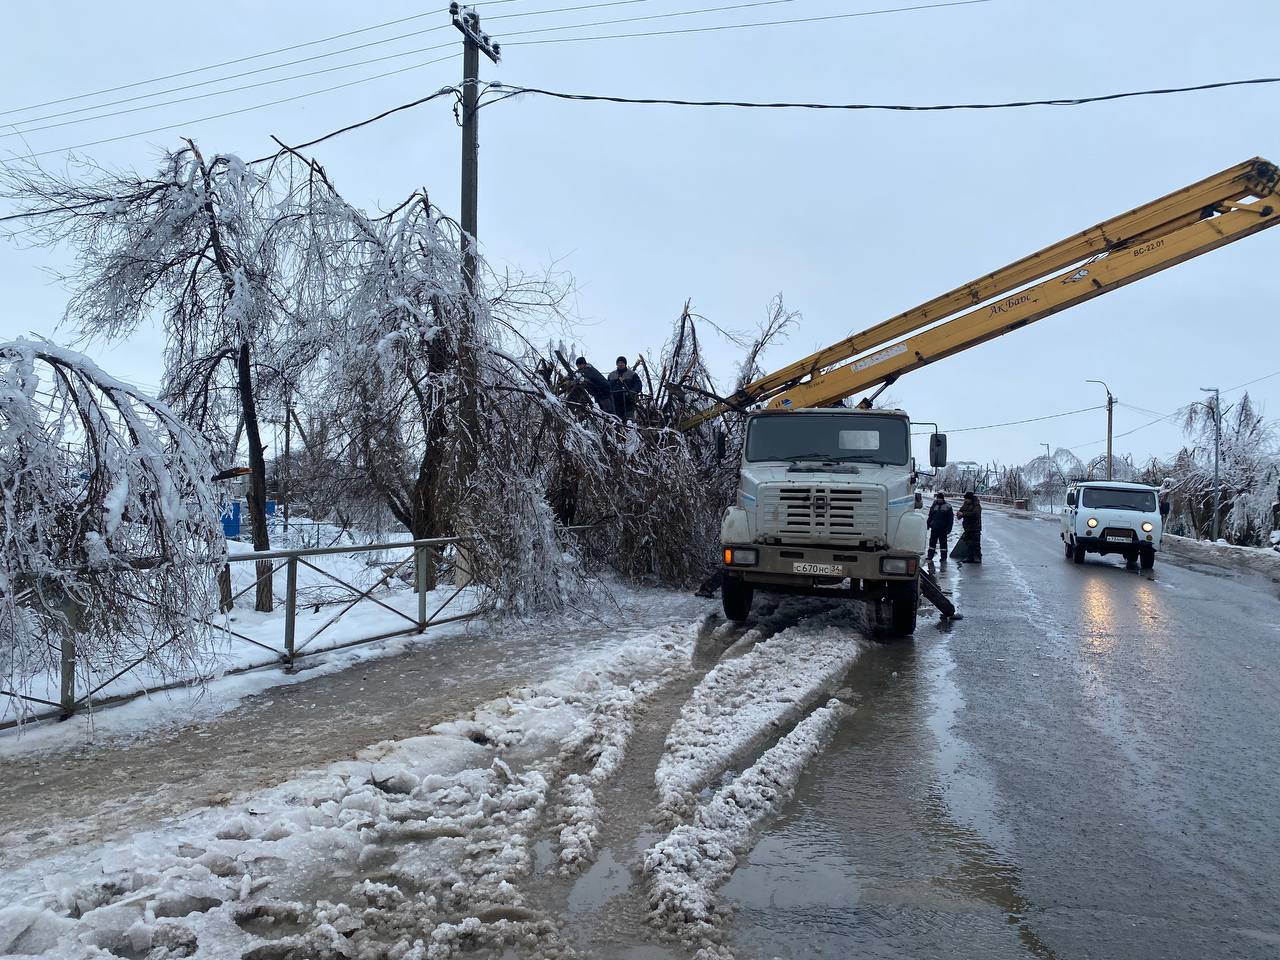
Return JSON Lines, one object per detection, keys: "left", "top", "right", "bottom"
{"left": 722, "top": 577, "right": 754, "bottom": 623}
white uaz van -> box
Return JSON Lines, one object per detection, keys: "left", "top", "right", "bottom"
{"left": 1061, "top": 481, "right": 1166, "bottom": 570}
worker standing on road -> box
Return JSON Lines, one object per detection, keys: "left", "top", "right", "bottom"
{"left": 953, "top": 492, "right": 983, "bottom": 564}
{"left": 607, "top": 355, "right": 643, "bottom": 422}
{"left": 926, "top": 492, "right": 954, "bottom": 564}
{"left": 574, "top": 356, "right": 611, "bottom": 409}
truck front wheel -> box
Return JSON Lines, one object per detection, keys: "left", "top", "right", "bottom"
{"left": 722, "top": 577, "right": 754, "bottom": 623}
{"left": 887, "top": 582, "right": 919, "bottom": 637}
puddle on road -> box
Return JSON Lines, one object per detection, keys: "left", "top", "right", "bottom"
{"left": 567, "top": 848, "right": 632, "bottom": 915}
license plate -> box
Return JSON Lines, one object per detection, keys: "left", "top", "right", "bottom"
{"left": 793, "top": 562, "right": 844, "bottom": 575}
{"left": 1105, "top": 535, "right": 1132, "bottom": 543}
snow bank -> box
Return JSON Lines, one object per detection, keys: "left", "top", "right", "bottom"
{"left": 655, "top": 602, "right": 864, "bottom": 819}
{"left": 1163, "top": 533, "right": 1280, "bottom": 580}
{"left": 645, "top": 699, "right": 846, "bottom": 958}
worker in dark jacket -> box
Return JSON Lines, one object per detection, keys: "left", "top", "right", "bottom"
{"left": 953, "top": 492, "right": 983, "bottom": 563}
{"left": 926, "top": 493, "right": 954, "bottom": 563}
{"left": 607, "top": 355, "right": 642, "bottom": 421}
{"left": 574, "top": 356, "right": 611, "bottom": 408}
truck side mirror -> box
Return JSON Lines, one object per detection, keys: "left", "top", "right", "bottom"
{"left": 1160, "top": 499, "right": 1171, "bottom": 517}
{"left": 714, "top": 427, "right": 727, "bottom": 461}
{"left": 1066, "top": 491, "right": 1077, "bottom": 507}
{"left": 929, "top": 433, "right": 948, "bottom": 468}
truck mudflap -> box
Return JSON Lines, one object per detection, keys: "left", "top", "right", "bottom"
{"left": 919, "top": 570, "right": 957, "bottom": 619}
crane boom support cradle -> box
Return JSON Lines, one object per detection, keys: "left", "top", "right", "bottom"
{"left": 680, "top": 157, "right": 1280, "bottom": 428}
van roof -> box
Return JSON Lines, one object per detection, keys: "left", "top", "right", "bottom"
{"left": 1073, "top": 480, "right": 1158, "bottom": 490}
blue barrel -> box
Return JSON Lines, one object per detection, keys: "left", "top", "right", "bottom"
{"left": 221, "top": 501, "right": 242, "bottom": 538}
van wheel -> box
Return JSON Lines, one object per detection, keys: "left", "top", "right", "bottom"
{"left": 1064, "top": 538, "right": 1074, "bottom": 559}
{"left": 1140, "top": 548, "right": 1155, "bottom": 571}
{"left": 1072, "top": 542, "right": 1086, "bottom": 564}
{"left": 722, "top": 577, "right": 754, "bottom": 622}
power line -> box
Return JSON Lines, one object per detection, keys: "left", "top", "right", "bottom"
{"left": 1, "top": 0, "right": 647, "bottom": 134}
{"left": 0, "top": 12, "right": 445, "bottom": 120}
{"left": 938, "top": 404, "right": 1105, "bottom": 434}
{"left": 501, "top": 0, "right": 797, "bottom": 40}
{"left": 504, "top": 0, "right": 992, "bottom": 46}
{"left": 0, "top": 1, "right": 632, "bottom": 126}
{"left": 484, "top": 74, "right": 1280, "bottom": 111}
{"left": 0, "top": 56, "right": 459, "bottom": 165}
{"left": 250, "top": 86, "right": 459, "bottom": 164}
{"left": 1, "top": 28, "right": 456, "bottom": 130}
{"left": 0, "top": 41, "right": 458, "bottom": 139}
{"left": 0, "top": 1, "right": 775, "bottom": 139}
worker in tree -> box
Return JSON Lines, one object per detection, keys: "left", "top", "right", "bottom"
{"left": 574, "top": 356, "right": 610, "bottom": 408}
{"left": 607, "top": 355, "right": 642, "bottom": 422}
{"left": 952, "top": 491, "right": 983, "bottom": 564}
{"left": 926, "top": 492, "right": 954, "bottom": 564}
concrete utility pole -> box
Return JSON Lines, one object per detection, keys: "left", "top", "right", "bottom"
{"left": 1200, "top": 386, "right": 1221, "bottom": 541}
{"left": 1086, "top": 379, "right": 1116, "bottom": 480}
{"left": 451, "top": 3, "right": 501, "bottom": 295}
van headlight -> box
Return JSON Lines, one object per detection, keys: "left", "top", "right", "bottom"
{"left": 1086, "top": 517, "right": 1098, "bottom": 528}
{"left": 724, "top": 547, "right": 758, "bottom": 566}
{"left": 1142, "top": 521, "right": 1154, "bottom": 533}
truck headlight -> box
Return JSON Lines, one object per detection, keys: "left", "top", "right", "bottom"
{"left": 1086, "top": 517, "right": 1098, "bottom": 528}
{"left": 1142, "top": 521, "right": 1154, "bottom": 533}
{"left": 880, "top": 556, "right": 918, "bottom": 576}
{"left": 724, "top": 547, "right": 758, "bottom": 566}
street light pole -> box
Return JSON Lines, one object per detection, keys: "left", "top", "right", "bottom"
{"left": 1086, "top": 379, "right": 1115, "bottom": 479}
{"left": 1200, "top": 386, "right": 1221, "bottom": 541}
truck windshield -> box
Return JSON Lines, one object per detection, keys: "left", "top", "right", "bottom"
{"left": 1081, "top": 487, "right": 1157, "bottom": 512}
{"left": 745, "top": 413, "right": 909, "bottom": 465}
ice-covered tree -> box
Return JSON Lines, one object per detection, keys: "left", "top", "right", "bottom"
{"left": 1171, "top": 392, "right": 1279, "bottom": 543}
{"left": 1, "top": 144, "right": 323, "bottom": 611}
{"left": 0, "top": 341, "right": 224, "bottom": 720}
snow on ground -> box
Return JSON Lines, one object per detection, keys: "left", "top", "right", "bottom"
{"left": 1162, "top": 533, "right": 1280, "bottom": 580}
{"left": 654, "top": 597, "right": 866, "bottom": 820}
{"left": 0, "top": 620, "right": 697, "bottom": 960}
{"left": 644, "top": 699, "right": 846, "bottom": 959}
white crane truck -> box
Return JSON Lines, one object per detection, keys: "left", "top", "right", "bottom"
{"left": 718, "top": 407, "right": 947, "bottom": 636}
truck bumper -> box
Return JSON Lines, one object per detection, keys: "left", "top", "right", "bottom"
{"left": 724, "top": 542, "right": 918, "bottom": 591}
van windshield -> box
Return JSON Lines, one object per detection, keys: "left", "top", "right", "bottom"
{"left": 1081, "top": 487, "right": 1157, "bottom": 512}
{"left": 745, "top": 413, "right": 909, "bottom": 466}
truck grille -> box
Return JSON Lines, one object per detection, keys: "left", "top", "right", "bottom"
{"left": 757, "top": 484, "right": 886, "bottom": 543}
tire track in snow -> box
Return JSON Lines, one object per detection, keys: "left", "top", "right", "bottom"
{"left": 655, "top": 600, "right": 866, "bottom": 821}
{"left": 644, "top": 699, "right": 847, "bottom": 959}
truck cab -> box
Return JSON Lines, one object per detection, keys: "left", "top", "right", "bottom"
{"left": 719, "top": 408, "right": 944, "bottom": 636}
{"left": 1061, "top": 480, "right": 1165, "bottom": 570}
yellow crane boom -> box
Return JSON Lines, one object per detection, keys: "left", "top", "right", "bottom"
{"left": 679, "top": 157, "right": 1280, "bottom": 427}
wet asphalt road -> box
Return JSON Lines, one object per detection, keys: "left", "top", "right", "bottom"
{"left": 724, "top": 509, "right": 1280, "bottom": 960}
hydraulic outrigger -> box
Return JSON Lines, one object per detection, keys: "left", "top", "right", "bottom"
{"left": 680, "top": 157, "right": 1280, "bottom": 428}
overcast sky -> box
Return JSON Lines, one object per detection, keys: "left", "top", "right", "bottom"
{"left": 2, "top": 0, "right": 1278, "bottom": 469}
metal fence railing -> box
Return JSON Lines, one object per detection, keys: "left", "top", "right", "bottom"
{"left": 2, "top": 536, "right": 474, "bottom": 730}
